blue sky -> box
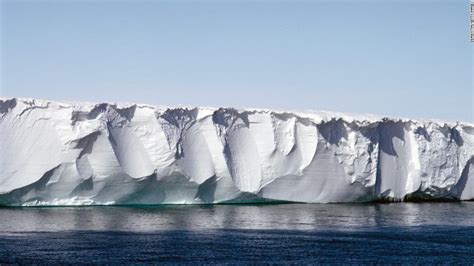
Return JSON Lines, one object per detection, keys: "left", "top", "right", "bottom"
{"left": 1, "top": 0, "right": 472, "bottom": 121}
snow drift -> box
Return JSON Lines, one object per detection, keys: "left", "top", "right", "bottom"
{"left": 0, "top": 98, "right": 473, "bottom": 206}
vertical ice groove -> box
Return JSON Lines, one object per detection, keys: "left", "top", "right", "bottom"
{"left": 247, "top": 112, "right": 277, "bottom": 184}
{"left": 271, "top": 113, "right": 296, "bottom": 156}
{"left": 176, "top": 119, "right": 215, "bottom": 184}
{"left": 294, "top": 119, "right": 318, "bottom": 172}
{"left": 127, "top": 106, "right": 174, "bottom": 178}
{"left": 404, "top": 127, "right": 421, "bottom": 194}
{"left": 376, "top": 121, "right": 414, "bottom": 199}
{"left": 212, "top": 109, "right": 262, "bottom": 193}
{"left": 457, "top": 156, "right": 474, "bottom": 200}
{"left": 0, "top": 98, "right": 473, "bottom": 205}
{"left": 106, "top": 106, "right": 155, "bottom": 178}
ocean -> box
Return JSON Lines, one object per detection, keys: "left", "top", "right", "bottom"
{"left": 0, "top": 203, "right": 473, "bottom": 263}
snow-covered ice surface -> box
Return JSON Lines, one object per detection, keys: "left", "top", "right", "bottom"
{"left": 0, "top": 98, "right": 473, "bottom": 206}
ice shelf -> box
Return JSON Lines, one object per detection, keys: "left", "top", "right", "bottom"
{"left": 0, "top": 98, "right": 472, "bottom": 206}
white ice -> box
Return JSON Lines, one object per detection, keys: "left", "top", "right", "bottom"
{"left": 0, "top": 98, "right": 472, "bottom": 206}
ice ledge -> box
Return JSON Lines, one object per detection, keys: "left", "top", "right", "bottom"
{"left": 1, "top": 97, "right": 470, "bottom": 126}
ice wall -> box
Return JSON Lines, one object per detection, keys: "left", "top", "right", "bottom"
{"left": 0, "top": 98, "right": 472, "bottom": 206}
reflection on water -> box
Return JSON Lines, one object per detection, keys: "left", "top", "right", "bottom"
{"left": 0, "top": 203, "right": 473, "bottom": 263}
{"left": 0, "top": 202, "right": 473, "bottom": 232}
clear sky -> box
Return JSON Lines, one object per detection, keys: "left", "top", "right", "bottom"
{"left": 1, "top": 0, "right": 472, "bottom": 121}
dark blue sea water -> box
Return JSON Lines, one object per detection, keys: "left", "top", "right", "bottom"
{"left": 0, "top": 203, "right": 473, "bottom": 264}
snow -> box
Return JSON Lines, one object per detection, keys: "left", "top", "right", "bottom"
{"left": 0, "top": 98, "right": 473, "bottom": 206}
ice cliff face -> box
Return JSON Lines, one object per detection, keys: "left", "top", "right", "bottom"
{"left": 0, "top": 98, "right": 473, "bottom": 206}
